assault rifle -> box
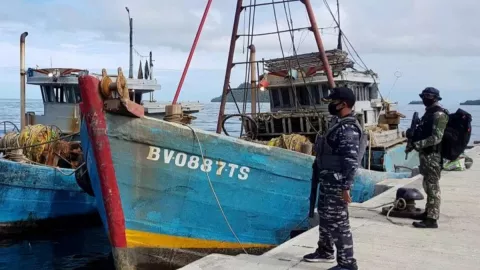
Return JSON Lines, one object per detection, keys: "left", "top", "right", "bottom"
{"left": 309, "top": 162, "right": 319, "bottom": 218}
{"left": 405, "top": 111, "right": 420, "bottom": 160}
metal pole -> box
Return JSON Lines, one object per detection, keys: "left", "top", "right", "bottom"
{"left": 172, "top": 0, "right": 213, "bottom": 104}
{"left": 248, "top": 44, "right": 257, "bottom": 115}
{"left": 20, "top": 32, "right": 28, "bottom": 130}
{"left": 149, "top": 51, "right": 154, "bottom": 102}
{"left": 301, "top": 0, "right": 336, "bottom": 89}
{"left": 336, "top": 0, "right": 342, "bottom": 50}
{"left": 216, "top": 0, "right": 244, "bottom": 133}
{"left": 126, "top": 7, "right": 133, "bottom": 79}
{"left": 149, "top": 51, "right": 153, "bottom": 80}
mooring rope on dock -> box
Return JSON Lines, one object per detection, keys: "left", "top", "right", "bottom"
{"left": 349, "top": 198, "right": 408, "bottom": 226}
{"left": 182, "top": 124, "right": 249, "bottom": 254}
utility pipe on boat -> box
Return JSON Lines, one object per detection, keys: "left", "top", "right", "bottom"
{"left": 249, "top": 44, "right": 257, "bottom": 115}
{"left": 301, "top": 0, "right": 336, "bottom": 89}
{"left": 216, "top": 0, "right": 244, "bottom": 134}
{"left": 172, "top": 0, "right": 213, "bottom": 105}
{"left": 126, "top": 7, "right": 133, "bottom": 79}
{"left": 20, "top": 32, "right": 28, "bottom": 130}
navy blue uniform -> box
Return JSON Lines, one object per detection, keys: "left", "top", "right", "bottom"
{"left": 313, "top": 114, "right": 362, "bottom": 269}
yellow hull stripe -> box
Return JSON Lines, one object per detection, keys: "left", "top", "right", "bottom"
{"left": 125, "top": 229, "right": 274, "bottom": 249}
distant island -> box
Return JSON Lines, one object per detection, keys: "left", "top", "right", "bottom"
{"left": 460, "top": 100, "right": 480, "bottom": 105}
{"left": 408, "top": 101, "right": 423, "bottom": 105}
{"left": 211, "top": 82, "right": 270, "bottom": 103}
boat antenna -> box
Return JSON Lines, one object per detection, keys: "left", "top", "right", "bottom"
{"left": 172, "top": 0, "right": 213, "bottom": 104}
{"left": 149, "top": 51, "right": 154, "bottom": 80}
{"left": 336, "top": 0, "right": 342, "bottom": 50}
{"left": 126, "top": 6, "right": 134, "bottom": 79}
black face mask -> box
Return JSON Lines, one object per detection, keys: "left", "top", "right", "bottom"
{"left": 422, "top": 98, "right": 435, "bottom": 107}
{"left": 328, "top": 102, "right": 342, "bottom": 115}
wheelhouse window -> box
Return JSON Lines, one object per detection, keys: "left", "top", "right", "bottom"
{"left": 269, "top": 87, "right": 294, "bottom": 110}
{"left": 295, "top": 85, "right": 310, "bottom": 106}
{"left": 41, "top": 85, "right": 82, "bottom": 104}
{"left": 41, "top": 85, "right": 55, "bottom": 102}
{"left": 321, "top": 84, "right": 329, "bottom": 101}
{"left": 311, "top": 84, "right": 321, "bottom": 104}
{"left": 280, "top": 87, "right": 292, "bottom": 107}
{"left": 270, "top": 88, "right": 281, "bottom": 108}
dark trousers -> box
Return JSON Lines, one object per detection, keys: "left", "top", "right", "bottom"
{"left": 317, "top": 173, "right": 357, "bottom": 268}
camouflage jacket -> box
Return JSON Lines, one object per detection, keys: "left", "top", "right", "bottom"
{"left": 413, "top": 104, "right": 449, "bottom": 151}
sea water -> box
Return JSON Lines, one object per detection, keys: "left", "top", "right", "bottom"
{"left": 0, "top": 99, "right": 478, "bottom": 269}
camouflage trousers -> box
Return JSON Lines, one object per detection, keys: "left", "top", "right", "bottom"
{"left": 419, "top": 152, "right": 442, "bottom": 220}
{"left": 317, "top": 173, "right": 357, "bottom": 268}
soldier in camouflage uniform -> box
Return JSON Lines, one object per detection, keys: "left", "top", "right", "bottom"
{"left": 304, "top": 87, "right": 365, "bottom": 270}
{"left": 406, "top": 87, "right": 448, "bottom": 229}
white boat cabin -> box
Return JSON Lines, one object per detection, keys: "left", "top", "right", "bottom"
{"left": 26, "top": 68, "right": 160, "bottom": 134}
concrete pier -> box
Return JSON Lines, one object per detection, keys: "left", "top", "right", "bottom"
{"left": 181, "top": 147, "right": 480, "bottom": 270}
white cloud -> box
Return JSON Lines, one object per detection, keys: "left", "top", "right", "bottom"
{"left": 0, "top": 0, "right": 479, "bottom": 103}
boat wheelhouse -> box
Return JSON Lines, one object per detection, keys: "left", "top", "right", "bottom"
{"left": 25, "top": 67, "right": 203, "bottom": 134}
{"left": 229, "top": 49, "right": 409, "bottom": 172}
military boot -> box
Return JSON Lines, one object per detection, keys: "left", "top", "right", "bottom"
{"left": 412, "top": 211, "right": 427, "bottom": 220}
{"left": 412, "top": 218, "right": 438, "bottom": 228}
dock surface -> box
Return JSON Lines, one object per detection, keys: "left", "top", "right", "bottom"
{"left": 181, "top": 147, "right": 480, "bottom": 270}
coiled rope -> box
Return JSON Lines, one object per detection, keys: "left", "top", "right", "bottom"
{"left": 0, "top": 132, "right": 78, "bottom": 152}
{"left": 349, "top": 198, "right": 409, "bottom": 226}
{"left": 1, "top": 131, "right": 82, "bottom": 175}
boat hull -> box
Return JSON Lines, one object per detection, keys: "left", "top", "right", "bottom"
{"left": 80, "top": 109, "right": 418, "bottom": 267}
{"left": 0, "top": 158, "right": 98, "bottom": 236}
{"left": 78, "top": 74, "right": 419, "bottom": 269}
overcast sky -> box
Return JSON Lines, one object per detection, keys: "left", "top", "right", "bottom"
{"left": 0, "top": 0, "right": 478, "bottom": 105}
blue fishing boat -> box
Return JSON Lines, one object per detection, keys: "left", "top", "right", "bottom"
{"left": 0, "top": 32, "right": 97, "bottom": 236}
{"left": 0, "top": 158, "right": 97, "bottom": 235}
{"left": 78, "top": 1, "right": 419, "bottom": 268}
{"left": 79, "top": 76, "right": 417, "bottom": 269}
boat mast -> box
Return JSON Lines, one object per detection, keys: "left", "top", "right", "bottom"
{"left": 215, "top": 0, "right": 336, "bottom": 133}
{"left": 336, "top": 0, "right": 342, "bottom": 50}
{"left": 172, "top": 0, "right": 213, "bottom": 104}
{"left": 215, "top": 0, "right": 244, "bottom": 134}
{"left": 303, "top": 0, "right": 336, "bottom": 89}
{"left": 126, "top": 7, "right": 134, "bottom": 79}
{"left": 20, "top": 32, "right": 28, "bottom": 130}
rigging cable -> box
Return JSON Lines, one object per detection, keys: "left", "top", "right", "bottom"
{"left": 183, "top": 124, "right": 249, "bottom": 254}
{"left": 133, "top": 47, "right": 149, "bottom": 58}
{"left": 322, "top": 0, "right": 383, "bottom": 99}
{"left": 274, "top": 0, "right": 325, "bottom": 128}
{"left": 239, "top": 0, "right": 257, "bottom": 137}
{"left": 322, "top": 0, "right": 389, "bottom": 124}
{"left": 271, "top": 0, "right": 300, "bottom": 112}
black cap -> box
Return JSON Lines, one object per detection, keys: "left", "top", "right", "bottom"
{"left": 420, "top": 87, "right": 442, "bottom": 100}
{"left": 322, "top": 87, "right": 356, "bottom": 104}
